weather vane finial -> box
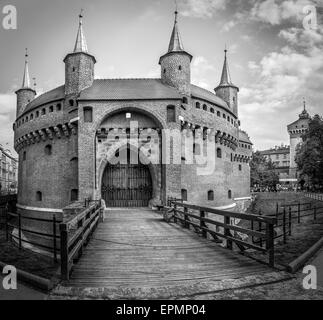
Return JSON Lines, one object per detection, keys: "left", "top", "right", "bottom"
{"left": 79, "top": 9, "right": 84, "bottom": 23}
{"left": 33, "top": 77, "right": 37, "bottom": 91}
{"left": 174, "top": 0, "right": 178, "bottom": 22}
{"left": 303, "top": 97, "right": 306, "bottom": 111}
{"left": 25, "top": 48, "right": 28, "bottom": 59}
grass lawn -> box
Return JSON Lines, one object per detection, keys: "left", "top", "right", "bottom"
{"left": 244, "top": 192, "right": 323, "bottom": 267}
{"left": 0, "top": 228, "right": 60, "bottom": 281}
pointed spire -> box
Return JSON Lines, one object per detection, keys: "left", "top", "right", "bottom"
{"left": 22, "top": 48, "right": 31, "bottom": 89}
{"left": 168, "top": 9, "right": 184, "bottom": 52}
{"left": 299, "top": 97, "right": 310, "bottom": 119}
{"left": 219, "top": 47, "right": 232, "bottom": 86}
{"left": 74, "top": 9, "right": 88, "bottom": 53}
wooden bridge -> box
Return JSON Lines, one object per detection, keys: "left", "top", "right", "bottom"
{"left": 59, "top": 206, "right": 276, "bottom": 290}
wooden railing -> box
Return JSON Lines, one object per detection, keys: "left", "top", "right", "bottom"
{"left": 304, "top": 193, "right": 323, "bottom": 202}
{"left": 5, "top": 211, "right": 60, "bottom": 261}
{"left": 60, "top": 201, "right": 103, "bottom": 280}
{"left": 265, "top": 201, "right": 323, "bottom": 244}
{"left": 168, "top": 201, "right": 277, "bottom": 267}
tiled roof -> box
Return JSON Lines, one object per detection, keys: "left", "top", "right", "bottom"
{"left": 23, "top": 85, "right": 65, "bottom": 115}
{"left": 20, "top": 79, "right": 231, "bottom": 116}
{"left": 191, "top": 84, "right": 228, "bottom": 109}
{"left": 260, "top": 147, "right": 290, "bottom": 155}
{"left": 239, "top": 130, "right": 253, "bottom": 144}
{"left": 78, "top": 79, "right": 183, "bottom": 101}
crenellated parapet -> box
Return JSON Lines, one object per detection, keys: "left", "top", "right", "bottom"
{"left": 14, "top": 122, "right": 78, "bottom": 152}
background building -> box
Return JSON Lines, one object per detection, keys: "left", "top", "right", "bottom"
{"left": 259, "top": 145, "right": 290, "bottom": 181}
{"left": 259, "top": 103, "right": 311, "bottom": 186}
{"left": 0, "top": 145, "right": 18, "bottom": 194}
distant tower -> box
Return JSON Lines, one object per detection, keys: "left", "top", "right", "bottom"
{"left": 64, "top": 11, "right": 96, "bottom": 96}
{"left": 15, "top": 49, "right": 36, "bottom": 117}
{"left": 287, "top": 99, "right": 311, "bottom": 178}
{"left": 159, "top": 10, "right": 193, "bottom": 96}
{"left": 214, "top": 48, "right": 239, "bottom": 115}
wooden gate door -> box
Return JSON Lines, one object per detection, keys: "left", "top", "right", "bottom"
{"left": 101, "top": 151, "right": 153, "bottom": 207}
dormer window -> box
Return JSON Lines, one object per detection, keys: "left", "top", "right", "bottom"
{"left": 69, "top": 100, "right": 74, "bottom": 107}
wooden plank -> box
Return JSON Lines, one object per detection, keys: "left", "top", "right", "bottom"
{"left": 64, "top": 209, "right": 271, "bottom": 288}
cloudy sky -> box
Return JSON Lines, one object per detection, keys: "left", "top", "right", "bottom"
{"left": 0, "top": 0, "right": 322, "bottom": 155}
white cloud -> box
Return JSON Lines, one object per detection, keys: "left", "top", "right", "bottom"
{"left": 180, "top": 0, "right": 226, "bottom": 19}
{"left": 251, "top": 0, "right": 308, "bottom": 25}
{"left": 191, "top": 56, "right": 216, "bottom": 90}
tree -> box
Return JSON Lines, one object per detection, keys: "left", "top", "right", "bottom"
{"left": 295, "top": 115, "right": 323, "bottom": 189}
{"left": 250, "top": 151, "right": 279, "bottom": 189}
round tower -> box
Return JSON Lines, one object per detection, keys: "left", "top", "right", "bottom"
{"left": 214, "top": 49, "right": 239, "bottom": 116}
{"left": 159, "top": 11, "right": 192, "bottom": 96}
{"left": 64, "top": 12, "right": 96, "bottom": 96}
{"left": 287, "top": 99, "right": 311, "bottom": 178}
{"left": 15, "top": 49, "right": 36, "bottom": 117}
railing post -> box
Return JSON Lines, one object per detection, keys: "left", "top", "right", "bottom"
{"left": 314, "top": 206, "right": 317, "bottom": 221}
{"left": 60, "top": 223, "right": 69, "bottom": 280}
{"left": 18, "top": 212, "right": 22, "bottom": 249}
{"left": 288, "top": 207, "right": 292, "bottom": 236}
{"left": 53, "top": 215, "right": 57, "bottom": 263}
{"left": 266, "top": 222, "right": 275, "bottom": 268}
{"left": 283, "top": 208, "right": 287, "bottom": 244}
{"left": 5, "top": 205, "right": 9, "bottom": 242}
{"left": 224, "top": 216, "right": 232, "bottom": 250}
{"left": 184, "top": 207, "right": 189, "bottom": 229}
{"left": 174, "top": 203, "right": 177, "bottom": 224}
{"left": 251, "top": 220, "right": 254, "bottom": 243}
{"left": 200, "top": 210, "right": 207, "bottom": 238}
{"left": 258, "top": 221, "right": 263, "bottom": 247}
{"left": 298, "top": 202, "right": 301, "bottom": 224}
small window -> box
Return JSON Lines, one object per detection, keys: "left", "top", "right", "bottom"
{"left": 72, "top": 67, "right": 76, "bottom": 72}
{"left": 36, "top": 191, "right": 42, "bottom": 202}
{"left": 71, "top": 189, "right": 79, "bottom": 202}
{"left": 167, "top": 105, "right": 176, "bottom": 123}
{"left": 45, "top": 145, "right": 52, "bottom": 155}
{"left": 228, "top": 190, "right": 232, "bottom": 199}
{"left": 182, "top": 97, "right": 188, "bottom": 104}
{"left": 69, "top": 99, "right": 74, "bottom": 107}
{"left": 223, "top": 113, "right": 226, "bottom": 119}
{"left": 208, "top": 190, "right": 214, "bottom": 201}
{"left": 57, "top": 103, "right": 62, "bottom": 111}
{"left": 239, "top": 164, "right": 242, "bottom": 171}
{"left": 196, "top": 102, "right": 200, "bottom": 109}
{"left": 178, "top": 65, "right": 182, "bottom": 71}
{"left": 217, "top": 111, "right": 221, "bottom": 117}
{"left": 217, "top": 148, "right": 222, "bottom": 158}
{"left": 181, "top": 189, "right": 188, "bottom": 202}
{"left": 41, "top": 108, "right": 46, "bottom": 115}
{"left": 163, "top": 68, "right": 166, "bottom": 74}
{"left": 23, "top": 151, "right": 26, "bottom": 161}
{"left": 30, "top": 114, "right": 34, "bottom": 120}
{"left": 49, "top": 106, "right": 54, "bottom": 113}
{"left": 84, "top": 107, "right": 93, "bottom": 123}
{"left": 231, "top": 154, "right": 233, "bottom": 162}
{"left": 36, "top": 111, "right": 39, "bottom": 118}
{"left": 203, "top": 104, "right": 207, "bottom": 111}
{"left": 227, "top": 116, "right": 230, "bottom": 122}
{"left": 210, "top": 108, "right": 214, "bottom": 114}
{"left": 26, "top": 116, "right": 28, "bottom": 122}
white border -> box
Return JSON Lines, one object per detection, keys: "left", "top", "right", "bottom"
{"left": 17, "top": 204, "right": 63, "bottom": 213}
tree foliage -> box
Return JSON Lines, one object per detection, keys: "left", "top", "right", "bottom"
{"left": 250, "top": 151, "right": 280, "bottom": 188}
{"left": 295, "top": 115, "right": 323, "bottom": 187}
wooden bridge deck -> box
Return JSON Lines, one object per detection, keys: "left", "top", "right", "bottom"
{"left": 64, "top": 208, "right": 272, "bottom": 288}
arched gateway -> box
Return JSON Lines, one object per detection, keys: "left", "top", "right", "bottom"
{"left": 101, "top": 147, "right": 153, "bottom": 207}
{"left": 97, "top": 109, "right": 164, "bottom": 208}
